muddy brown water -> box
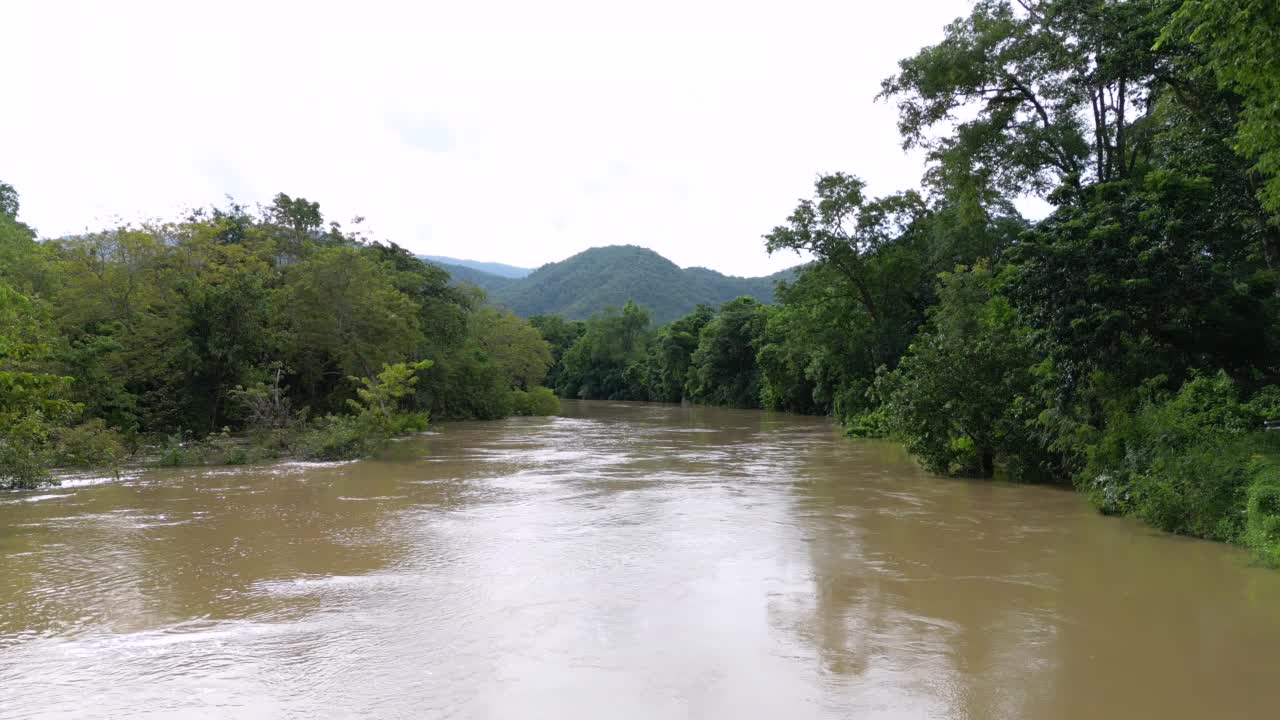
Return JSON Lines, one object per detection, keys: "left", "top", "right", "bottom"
{"left": 2, "top": 400, "right": 1279, "bottom": 719}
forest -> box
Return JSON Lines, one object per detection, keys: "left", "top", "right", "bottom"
{"left": 2, "top": 0, "right": 1279, "bottom": 563}
{"left": 538, "top": 0, "right": 1280, "bottom": 563}
{"left": 0, "top": 188, "right": 559, "bottom": 487}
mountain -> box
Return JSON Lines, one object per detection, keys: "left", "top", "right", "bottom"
{"left": 419, "top": 255, "right": 532, "bottom": 278}
{"left": 424, "top": 245, "right": 796, "bottom": 323}
{"left": 426, "top": 260, "right": 517, "bottom": 293}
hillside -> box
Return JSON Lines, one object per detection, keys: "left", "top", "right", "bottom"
{"left": 424, "top": 245, "right": 795, "bottom": 323}
{"left": 419, "top": 255, "right": 532, "bottom": 278}
{"left": 426, "top": 260, "right": 516, "bottom": 293}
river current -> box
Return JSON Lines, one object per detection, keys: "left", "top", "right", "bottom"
{"left": 3, "top": 400, "right": 1278, "bottom": 719}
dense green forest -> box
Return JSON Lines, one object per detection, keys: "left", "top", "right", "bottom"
{"left": 0, "top": 189, "right": 558, "bottom": 488}
{"left": 541, "top": 0, "right": 1280, "bottom": 564}
{"left": 426, "top": 245, "right": 794, "bottom": 323}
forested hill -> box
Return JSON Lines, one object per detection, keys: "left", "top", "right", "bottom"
{"left": 422, "top": 245, "right": 796, "bottom": 323}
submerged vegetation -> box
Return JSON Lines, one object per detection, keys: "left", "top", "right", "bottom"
{"left": 0, "top": 190, "right": 558, "bottom": 488}
{"left": 542, "top": 0, "right": 1280, "bottom": 563}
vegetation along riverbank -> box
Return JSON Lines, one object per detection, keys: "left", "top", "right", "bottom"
{"left": 3, "top": 0, "right": 1279, "bottom": 564}
{"left": 528, "top": 0, "right": 1280, "bottom": 565}
{"left": 0, "top": 189, "right": 562, "bottom": 487}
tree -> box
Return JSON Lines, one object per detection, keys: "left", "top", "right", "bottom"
{"left": 647, "top": 305, "right": 714, "bottom": 402}
{"left": 1166, "top": 0, "right": 1280, "bottom": 215}
{"left": 466, "top": 307, "right": 552, "bottom": 390}
{"left": 179, "top": 271, "right": 272, "bottom": 431}
{"left": 277, "top": 245, "right": 423, "bottom": 405}
{"left": 687, "top": 297, "right": 767, "bottom": 408}
{"left": 881, "top": 263, "right": 1042, "bottom": 478}
{"left": 1003, "top": 173, "right": 1278, "bottom": 394}
{"left": 529, "top": 314, "right": 585, "bottom": 391}
{"left": 765, "top": 176, "right": 930, "bottom": 369}
{"left": 0, "top": 282, "right": 80, "bottom": 488}
{"left": 0, "top": 181, "right": 18, "bottom": 219}
{"left": 348, "top": 360, "right": 433, "bottom": 433}
{"left": 557, "top": 301, "right": 652, "bottom": 400}
{"left": 880, "top": 0, "right": 1171, "bottom": 202}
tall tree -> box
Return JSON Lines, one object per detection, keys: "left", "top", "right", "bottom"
{"left": 1166, "top": 0, "right": 1280, "bottom": 215}
{"left": 880, "top": 0, "right": 1171, "bottom": 202}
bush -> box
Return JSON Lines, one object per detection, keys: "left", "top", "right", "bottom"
{"left": 1246, "top": 454, "right": 1280, "bottom": 567}
{"left": 53, "top": 419, "right": 126, "bottom": 470}
{"left": 296, "top": 415, "right": 381, "bottom": 461}
{"left": 844, "top": 405, "right": 890, "bottom": 438}
{"left": 157, "top": 433, "right": 193, "bottom": 467}
{"left": 0, "top": 416, "right": 57, "bottom": 489}
{"left": 1082, "top": 373, "right": 1280, "bottom": 548}
{"left": 510, "top": 386, "right": 560, "bottom": 416}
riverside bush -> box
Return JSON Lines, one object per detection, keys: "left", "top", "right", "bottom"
{"left": 1246, "top": 454, "right": 1280, "bottom": 566}
{"left": 53, "top": 419, "right": 126, "bottom": 471}
{"left": 510, "top": 386, "right": 560, "bottom": 416}
{"left": 1082, "top": 373, "right": 1280, "bottom": 558}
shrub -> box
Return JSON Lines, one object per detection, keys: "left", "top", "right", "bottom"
{"left": 0, "top": 415, "right": 57, "bottom": 488}
{"left": 53, "top": 419, "right": 126, "bottom": 470}
{"left": 1245, "top": 454, "right": 1280, "bottom": 567}
{"left": 1082, "top": 373, "right": 1280, "bottom": 547}
{"left": 510, "top": 386, "right": 560, "bottom": 416}
{"left": 296, "top": 415, "right": 380, "bottom": 461}
{"left": 157, "top": 433, "right": 192, "bottom": 467}
{"left": 844, "top": 405, "right": 890, "bottom": 438}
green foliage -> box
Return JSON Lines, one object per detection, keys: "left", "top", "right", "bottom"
{"left": 843, "top": 406, "right": 890, "bottom": 439}
{"left": 880, "top": 263, "right": 1042, "bottom": 478}
{"left": 0, "top": 178, "right": 557, "bottom": 481}
{"left": 1166, "top": 0, "right": 1280, "bottom": 215}
{"left": 419, "top": 307, "right": 552, "bottom": 419}
{"left": 686, "top": 297, "right": 767, "bottom": 408}
{"left": 1246, "top": 454, "right": 1280, "bottom": 566}
{"left": 510, "top": 386, "right": 561, "bottom": 416}
{"left": 880, "top": 0, "right": 1169, "bottom": 198}
{"left": 53, "top": 419, "right": 126, "bottom": 471}
{"left": 1003, "top": 175, "right": 1277, "bottom": 390}
{"left": 1080, "top": 374, "right": 1277, "bottom": 537}
{"left": 558, "top": 301, "right": 652, "bottom": 400}
{"left": 348, "top": 360, "right": 433, "bottom": 434}
{"left": 296, "top": 415, "right": 382, "bottom": 462}
{"left": 1, "top": 281, "right": 82, "bottom": 488}
{"left": 278, "top": 245, "right": 424, "bottom": 400}
{"left": 647, "top": 305, "right": 714, "bottom": 403}
{"left": 529, "top": 314, "right": 584, "bottom": 391}
{"left": 179, "top": 270, "right": 272, "bottom": 432}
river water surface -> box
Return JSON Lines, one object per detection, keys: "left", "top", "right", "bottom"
{"left": 3, "top": 400, "right": 1279, "bottom": 719}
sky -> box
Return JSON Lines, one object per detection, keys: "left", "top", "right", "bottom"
{"left": 3, "top": 0, "right": 977, "bottom": 277}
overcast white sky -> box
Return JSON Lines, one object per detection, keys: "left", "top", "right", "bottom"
{"left": 3, "top": 0, "right": 975, "bottom": 277}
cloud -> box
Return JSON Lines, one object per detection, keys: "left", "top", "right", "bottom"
{"left": 385, "top": 111, "right": 457, "bottom": 153}
{"left": 2, "top": 0, "right": 978, "bottom": 277}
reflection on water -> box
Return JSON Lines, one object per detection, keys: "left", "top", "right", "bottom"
{"left": 2, "top": 400, "right": 1278, "bottom": 719}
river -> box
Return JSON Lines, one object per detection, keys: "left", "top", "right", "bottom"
{"left": 2, "top": 400, "right": 1278, "bottom": 719}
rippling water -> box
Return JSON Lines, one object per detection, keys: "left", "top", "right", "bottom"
{"left": 3, "top": 400, "right": 1279, "bottom": 719}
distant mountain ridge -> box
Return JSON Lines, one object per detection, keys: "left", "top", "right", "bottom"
{"left": 419, "top": 245, "right": 796, "bottom": 323}
{"left": 419, "top": 255, "right": 532, "bottom": 278}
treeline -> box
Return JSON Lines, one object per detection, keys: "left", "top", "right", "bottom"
{"left": 545, "top": 0, "right": 1280, "bottom": 563}
{"left": 0, "top": 190, "right": 557, "bottom": 488}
